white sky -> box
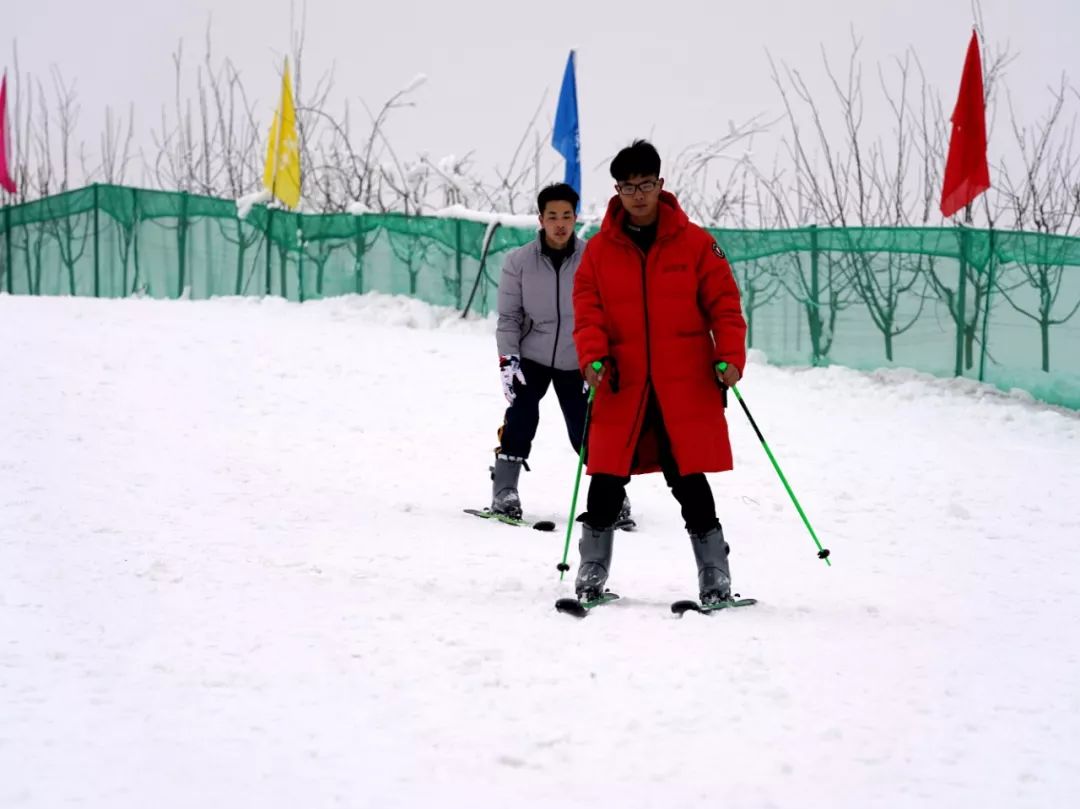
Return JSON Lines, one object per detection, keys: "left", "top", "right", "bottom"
{"left": 9, "top": 0, "right": 1080, "bottom": 210}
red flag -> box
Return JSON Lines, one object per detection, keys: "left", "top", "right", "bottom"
{"left": 0, "top": 73, "right": 16, "bottom": 194}
{"left": 940, "top": 32, "right": 990, "bottom": 218}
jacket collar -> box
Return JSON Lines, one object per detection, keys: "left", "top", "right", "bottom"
{"left": 531, "top": 230, "right": 583, "bottom": 256}
{"left": 599, "top": 190, "right": 689, "bottom": 245}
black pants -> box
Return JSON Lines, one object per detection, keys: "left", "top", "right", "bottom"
{"left": 499, "top": 358, "right": 587, "bottom": 459}
{"left": 585, "top": 393, "right": 718, "bottom": 534}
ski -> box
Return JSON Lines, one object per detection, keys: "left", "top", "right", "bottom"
{"left": 555, "top": 592, "right": 621, "bottom": 618}
{"left": 671, "top": 596, "right": 757, "bottom": 616}
{"left": 463, "top": 508, "right": 556, "bottom": 532}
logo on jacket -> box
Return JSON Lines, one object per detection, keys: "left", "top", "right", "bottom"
{"left": 712, "top": 242, "right": 727, "bottom": 259}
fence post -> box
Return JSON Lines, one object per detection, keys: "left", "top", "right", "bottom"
{"left": 92, "top": 184, "right": 100, "bottom": 298}
{"left": 131, "top": 189, "right": 142, "bottom": 297}
{"left": 278, "top": 221, "right": 288, "bottom": 300}
{"left": 3, "top": 202, "right": 11, "bottom": 294}
{"left": 455, "top": 218, "right": 463, "bottom": 309}
{"left": 265, "top": 207, "right": 274, "bottom": 296}
{"left": 978, "top": 227, "right": 996, "bottom": 382}
{"left": 809, "top": 224, "right": 821, "bottom": 365}
{"left": 177, "top": 191, "right": 189, "bottom": 299}
{"left": 297, "top": 216, "right": 305, "bottom": 304}
{"left": 954, "top": 228, "right": 969, "bottom": 376}
{"left": 354, "top": 217, "right": 366, "bottom": 294}
{"left": 124, "top": 187, "right": 135, "bottom": 297}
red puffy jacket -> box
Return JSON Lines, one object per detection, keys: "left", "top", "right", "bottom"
{"left": 573, "top": 191, "right": 747, "bottom": 476}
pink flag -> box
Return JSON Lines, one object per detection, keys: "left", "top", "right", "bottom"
{"left": 0, "top": 73, "right": 17, "bottom": 194}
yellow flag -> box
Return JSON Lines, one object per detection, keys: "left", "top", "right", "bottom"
{"left": 263, "top": 59, "right": 301, "bottom": 209}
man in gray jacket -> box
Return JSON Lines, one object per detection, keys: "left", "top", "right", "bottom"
{"left": 491, "top": 183, "right": 631, "bottom": 524}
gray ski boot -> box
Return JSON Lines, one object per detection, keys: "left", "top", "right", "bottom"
{"left": 491, "top": 455, "right": 525, "bottom": 519}
{"left": 575, "top": 523, "right": 615, "bottom": 600}
{"left": 689, "top": 524, "right": 732, "bottom": 605}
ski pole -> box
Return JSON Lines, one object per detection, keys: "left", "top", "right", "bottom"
{"left": 718, "top": 362, "right": 831, "bottom": 566}
{"left": 557, "top": 361, "right": 601, "bottom": 579}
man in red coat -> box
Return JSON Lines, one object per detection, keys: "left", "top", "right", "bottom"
{"left": 572, "top": 140, "right": 747, "bottom": 604}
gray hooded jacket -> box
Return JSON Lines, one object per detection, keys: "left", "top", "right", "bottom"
{"left": 496, "top": 234, "right": 585, "bottom": 372}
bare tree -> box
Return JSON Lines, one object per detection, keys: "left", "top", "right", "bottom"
{"left": 486, "top": 91, "right": 555, "bottom": 214}
{"left": 98, "top": 104, "right": 136, "bottom": 185}
{"left": 667, "top": 115, "right": 773, "bottom": 226}
{"left": 388, "top": 227, "right": 446, "bottom": 296}
{"left": 709, "top": 165, "right": 784, "bottom": 349}
{"left": 27, "top": 67, "right": 91, "bottom": 294}
{"left": 764, "top": 41, "right": 865, "bottom": 364}
{"left": 841, "top": 49, "right": 930, "bottom": 361}
{"left": 993, "top": 76, "right": 1080, "bottom": 370}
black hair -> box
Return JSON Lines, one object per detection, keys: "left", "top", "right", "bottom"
{"left": 537, "top": 182, "right": 580, "bottom": 214}
{"left": 610, "top": 139, "right": 661, "bottom": 182}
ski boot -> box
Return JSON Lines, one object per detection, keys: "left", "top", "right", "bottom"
{"left": 689, "top": 523, "right": 732, "bottom": 605}
{"left": 491, "top": 454, "right": 525, "bottom": 519}
{"left": 575, "top": 522, "right": 615, "bottom": 601}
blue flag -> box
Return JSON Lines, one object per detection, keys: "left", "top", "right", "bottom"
{"left": 552, "top": 50, "right": 581, "bottom": 203}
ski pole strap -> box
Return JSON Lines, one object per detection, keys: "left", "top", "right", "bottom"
{"left": 590, "top": 358, "right": 618, "bottom": 393}
{"left": 715, "top": 361, "right": 732, "bottom": 408}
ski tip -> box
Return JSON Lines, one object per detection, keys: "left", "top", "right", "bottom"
{"left": 533, "top": 520, "right": 556, "bottom": 532}
{"left": 555, "top": 598, "right": 588, "bottom": 618}
{"left": 555, "top": 592, "right": 620, "bottom": 617}
{"left": 670, "top": 600, "right": 701, "bottom": 616}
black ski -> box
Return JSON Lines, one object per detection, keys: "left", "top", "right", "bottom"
{"left": 463, "top": 508, "right": 556, "bottom": 532}
{"left": 671, "top": 596, "right": 757, "bottom": 616}
{"left": 555, "top": 592, "right": 620, "bottom": 618}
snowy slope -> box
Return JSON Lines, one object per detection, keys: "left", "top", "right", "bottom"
{"left": 2, "top": 293, "right": 1078, "bottom": 809}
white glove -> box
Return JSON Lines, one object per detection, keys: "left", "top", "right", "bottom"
{"left": 500, "top": 355, "right": 527, "bottom": 404}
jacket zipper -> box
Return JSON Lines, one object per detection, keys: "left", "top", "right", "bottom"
{"left": 550, "top": 255, "right": 561, "bottom": 368}
{"left": 626, "top": 246, "right": 652, "bottom": 447}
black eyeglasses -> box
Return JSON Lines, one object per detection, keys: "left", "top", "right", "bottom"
{"left": 616, "top": 179, "right": 660, "bottom": 196}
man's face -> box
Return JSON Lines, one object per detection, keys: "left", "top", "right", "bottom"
{"left": 616, "top": 174, "right": 663, "bottom": 222}
{"left": 539, "top": 200, "right": 577, "bottom": 249}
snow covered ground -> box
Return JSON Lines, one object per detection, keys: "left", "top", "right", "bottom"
{"left": 2, "top": 292, "right": 1079, "bottom": 809}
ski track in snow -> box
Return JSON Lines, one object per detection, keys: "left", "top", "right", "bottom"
{"left": 2, "top": 293, "right": 1078, "bottom": 808}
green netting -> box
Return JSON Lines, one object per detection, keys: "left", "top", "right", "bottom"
{"left": 3, "top": 184, "right": 1080, "bottom": 410}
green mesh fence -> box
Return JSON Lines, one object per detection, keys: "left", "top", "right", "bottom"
{"left": 3, "top": 184, "right": 1080, "bottom": 410}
